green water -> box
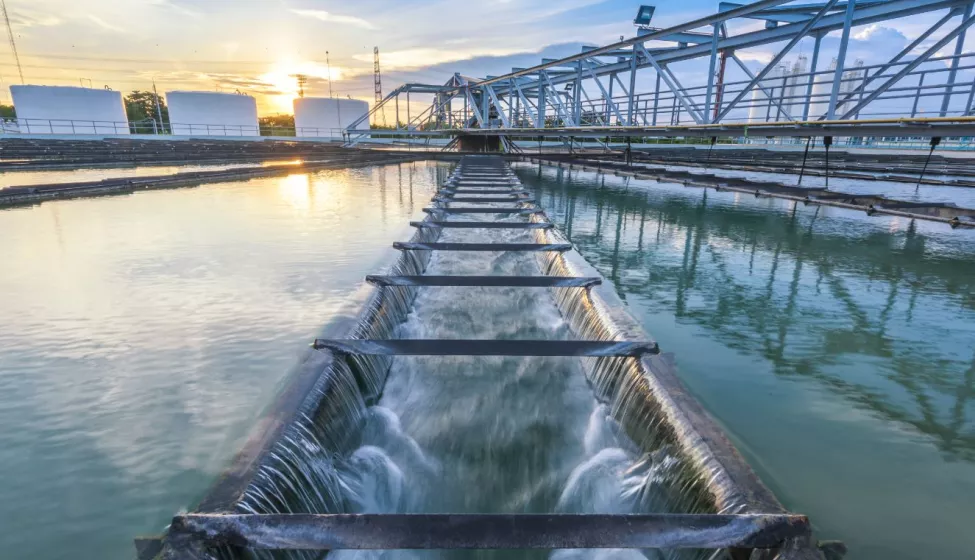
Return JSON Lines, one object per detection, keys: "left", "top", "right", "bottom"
{"left": 1, "top": 157, "right": 973, "bottom": 559}
{"left": 0, "top": 163, "right": 443, "bottom": 559}
{"left": 515, "top": 162, "right": 975, "bottom": 560}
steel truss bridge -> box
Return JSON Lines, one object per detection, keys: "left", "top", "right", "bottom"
{"left": 347, "top": 0, "right": 975, "bottom": 146}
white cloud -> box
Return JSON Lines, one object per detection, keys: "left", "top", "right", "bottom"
{"left": 736, "top": 50, "right": 775, "bottom": 65}
{"left": 87, "top": 15, "right": 126, "bottom": 33}
{"left": 147, "top": 0, "right": 203, "bottom": 18}
{"left": 353, "top": 47, "right": 528, "bottom": 70}
{"left": 290, "top": 9, "right": 375, "bottom": 30}
{"left": 8, "top": 10, "right": 62, "bottom": 29}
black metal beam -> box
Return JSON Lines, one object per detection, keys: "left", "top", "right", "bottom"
{"left": 423, "top": 207, "right": 542, "bottom": 214}
{"left": 365, "top": 275, "right": 601, "bottom": 287}
{"left": 393, "top": 242, "right": 570, "bottom": 251}
{"left": 441, "top": 189, "right": 528, "bottom": 194}
{"left": 435, "top": 196, "right": 537, "bottom": 203}
{"left": 311, "top": 339, "right": 659, "bottom": 356}
{"left": 168, "top": 513, "right": 810, "bottom": 550}
{"left": 411, "top": 221, "right": 553, "bottom": 229}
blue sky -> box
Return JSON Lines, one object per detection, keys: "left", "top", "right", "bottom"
{"left": 1, "top": 0, "right": 969, "bottom": 116}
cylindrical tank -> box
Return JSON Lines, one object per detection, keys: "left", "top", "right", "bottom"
{"left": 293, "top": 98, "right": 369, "bottom": 138}
{"left": 10, "top": 85, "right": 129, "bottom": 135}
{"left": 747, "top": 65, "right": 784, "bottom": 123}
{"left": 166, "top": 91, "right": 259, "bottom": 136}
{"left": 809, "top": 58, "right": 837, "bottom": 120}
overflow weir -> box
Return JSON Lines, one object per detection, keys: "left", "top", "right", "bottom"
{"left": 144, "top": 155, "right": 837, "bottom": 560}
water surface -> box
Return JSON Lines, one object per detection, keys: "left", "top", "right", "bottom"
{"left": 515, "top": 162, "right": 975, "bottom": 560}
{"left": 0, "top": 162, "right": 443, "bottom": 559}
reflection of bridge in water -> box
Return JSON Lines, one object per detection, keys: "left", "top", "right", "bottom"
{"left": 518, "top": 162, "right": 975, "bottom": 463}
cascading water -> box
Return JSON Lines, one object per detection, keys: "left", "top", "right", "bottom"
{"left": 218, "top": 159, "right": 738, "bottom": 560}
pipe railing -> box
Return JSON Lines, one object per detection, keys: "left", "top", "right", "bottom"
{"left": 0, "top": 119, "right": 356, "bottom": 139}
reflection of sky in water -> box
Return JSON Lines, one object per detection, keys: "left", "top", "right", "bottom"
{"left": 0, "top": 161, "right": 444, "bottom": 559}
{"left": 0, "top": 160, "right": 303, "bottom": 188}
{"left": 653, "top": 162, "right": 975, "bottom": 208}
{"left": 517, "top": 162, "right": 975, "bottom": 560}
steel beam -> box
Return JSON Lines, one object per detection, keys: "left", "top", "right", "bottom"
{"left": 636, "top": 44, "right": 706, "bottom": 124}
{"left": 730, "top": 54, "right": 796, "bottom": 121}
{"left": 716, "top": 0, "right": 839, "bottom": 122}
{"left": 826, "top": 0, "right": 858, "bottom": 120}
{"left": 168, "top": 513, "right": 810, "bottom": 551}
{"left": 940, "top": 1, "right": 974, "bottom": 116}
{"left": 838, "top": 12, "right": 975, "bottom": 119}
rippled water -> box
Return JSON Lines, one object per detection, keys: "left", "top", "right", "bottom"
{"left": 515, "top": 162, "right": 975, "bottom": 560}
{"left": 0, "top": 162, "right": 443, "bottom": 559}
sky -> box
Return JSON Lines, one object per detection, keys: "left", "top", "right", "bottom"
{"left": 1, "top": 0, "right": 971, "bottom": 117}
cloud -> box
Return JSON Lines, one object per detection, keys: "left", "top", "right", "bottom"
{"left": 8, "top": 10, "right": 62, "bottom": 29}
{"left": 147, "top": 0, "right": 203, "bottom": 18}
{"left": 87, "top": 15, "right": 126, "bottom": 33}
{"left": 736, "top": 50, "right": 775, "bottom": 65}
{"left": 290, "top": 9, "right": 375, "bottom": 30}
{"left": 853, "top": 24, "right": 907, "bottom": 44}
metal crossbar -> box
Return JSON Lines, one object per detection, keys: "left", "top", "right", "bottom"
{"left": 411, "top": 221, "right": 553, "bottom": 229}
{"left": 441, "top": 189, "right": 528, "bottom": 194}
{"left": 393, "top": 242, "right": 570, "bottom": 252}
{"left": 436, "top": 196, "right": 536, "bottom": 203}
{"left": 168, "top": 513, "right": 811, "bottom": 551}
{"left": 365, "top": 275, "right": 601, "bottom": 287}
{"left": 423, "top": 208, "right": 542, "bottom": 214}
{"left": 311, "top": 339, "right": 659, "bottom": 356}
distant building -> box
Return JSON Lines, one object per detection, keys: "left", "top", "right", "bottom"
{"left": 166, "top": 91, "right": 259, "bottom": 136}
{"left": 293, "top": 98, "right": 369, "bottom": 138}
{"left": 10, "top": 85, "right": 129, "bottom": 134}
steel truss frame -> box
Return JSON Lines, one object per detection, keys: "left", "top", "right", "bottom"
{"left": 346, "top": 0, "right": 975, "bottom": 145}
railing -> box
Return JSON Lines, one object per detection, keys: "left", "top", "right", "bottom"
{"left": 0, "top": 119, "right": 353, "bottom": 139}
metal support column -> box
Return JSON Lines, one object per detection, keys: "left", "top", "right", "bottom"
{"left": 653, "top": 71, "right": 661, "bottom": 126}
{"left": 802, "top": 33, "right": 823, "bottom": 120}
{"left": 704, "top": 23, "right": 720, "bottom": 123}
{"left": 537, "top": 80, "right": 546, "bottom": 128}
{"left": 826, "top": 0, "right": 857, "bottom": 120}
{"left": 627, "top": 52, "right": 638, "bottom": 125}
{"left": 940, "top": 1, "right": 974, "bottom": 116}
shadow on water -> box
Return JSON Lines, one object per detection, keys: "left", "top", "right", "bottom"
{"left": 516, "top": 162, "right": 975, "bottom": 465}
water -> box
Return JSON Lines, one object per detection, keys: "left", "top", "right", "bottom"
{"left": 4, "top": 157, "right": 974, "bottom": 560}
{"left": 234, "top": 160, "right": 713, "bottom": 560}
{"left": 514, "top": 162, "right": 975, "bottom": 560}
{"left": 0, "top": 162, "right": 442, "bottom": 559}
{"left": 654, "top": 163, "right": 975, "bottom": 208}
{"left": 0, "top": 161, "right": 301, "bottom": 188}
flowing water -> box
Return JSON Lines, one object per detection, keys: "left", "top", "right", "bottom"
{"left": 3, "top": 156, "right": 973, "bottom": 560}
{"left": 233, "top": 160, "right": 715, "bottom": 560}
{"left": 513, "top": 162, "right": 975, "bottom": 560}
{"left": 0, "top": 162, "right": 443, "bottom": 560}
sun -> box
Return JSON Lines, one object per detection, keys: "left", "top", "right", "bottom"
{"left": 259, "top": 60, "right": 344, "bottom": 114}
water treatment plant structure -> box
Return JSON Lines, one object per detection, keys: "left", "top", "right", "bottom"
{"left": 3, "top": 2, "right": 975, "bottom": 559}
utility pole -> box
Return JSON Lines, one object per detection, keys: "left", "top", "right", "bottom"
{"left": 325, "top": 51, "right": 333, "bottom": 98}
{"left": 374, "top": 46, "right": 386, "bottom": 126}
{"left": 1, "top": 0, "right": 24, "bottom": 84}
{"left": 294, "top": 74, "right": 307, "bottom": 98}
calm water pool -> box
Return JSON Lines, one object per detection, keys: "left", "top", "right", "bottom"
{"left": 0, "top": 162, "right": 443, "bottom": 559}
{"left": 2, "top": 158, "right": 973, "bottom": 559}
{"left": 514, "top": 162, "right": 975, "bottom": 560}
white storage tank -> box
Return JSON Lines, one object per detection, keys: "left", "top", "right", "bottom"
{"left": 166, "top": 91, "right": 259, "bottom": 136}
{"left": 294, "top": 98, "right": 369, "bottom": 138}
{"left": 10, "top": 85, "right": 129, "bottom": 135}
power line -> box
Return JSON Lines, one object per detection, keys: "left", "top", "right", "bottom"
{"left": 0, "top": 0, "right": 23, "bottom": 84}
